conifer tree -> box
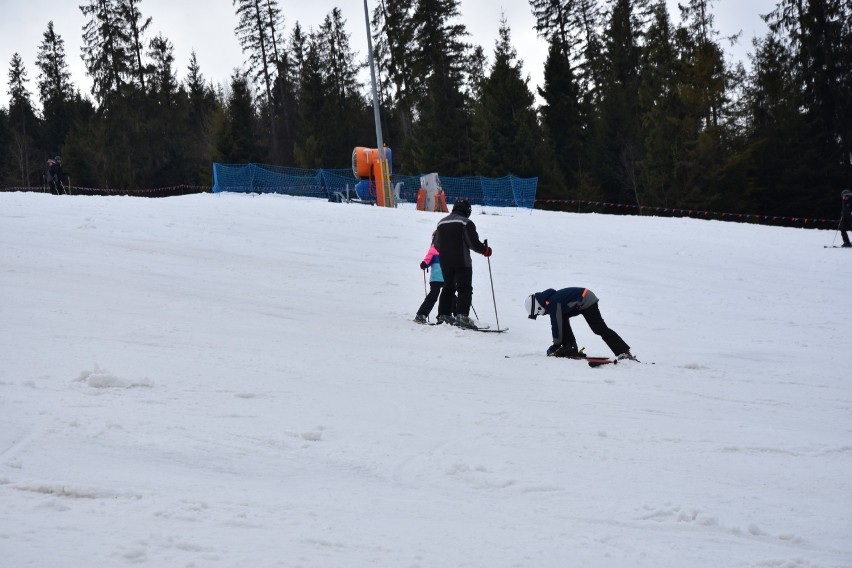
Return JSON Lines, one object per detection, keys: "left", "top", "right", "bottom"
{"left": 216, "top": 71, "right": 263, "bottom": 164}
{"left": 741, "top": 33, "right": 809, "bottom": 215}
{"left": 6, "top": 54, "right": 39, "bottom": 186}
{"left": 36, "top": 22, "right": 73, "bottom": 107}
{"left": 319, "top": 9, "right": 363, "bottom": 109}
{"left": 233, "top": 0, "right": 284, "bottom": 154}
{"left": 293, "top": 10, "right": 370, "bottom": 168}
{"left": 594, "top": 0, "right": 643, "bottom": 205}
{"left": 675, "top": 0, "right": 728, "bottom": 130}
{"left": 146, "top": 34, "right": 192, "bottom": 186}
{"left": 636, "top": 0, "right": 684, "bottom": 207}
{"left": 35, "top": 21, "right": 75, "bottom": 159}
{"left": 408, "top": 0, "right": 474, "bottom": 175}
{"left": 79, "top": 0, "right": 158, "bottom": 187}
{"left": 528, "top": 0, "right": 604, "bottom": 201}
{"left": 185, "top": 51, "right": 220, "bottom": 183}
{"left": 573, "top": 0, "right": 605, "bottom": 103}
{"left": 538, "top": 35, "right": 584, "bottom": 198}
{"left": 371, "top": 0, "right": 417, "bottom": 166}
{"left": 269, "top": 50, "right": 298, "bottom": 166}
{"left": 293, "top": 32, "right": 329, "bottom": 168}
{"left": 529, "top": 0, "right": 573, "bottom": 51}
{"left": 0, "top": 107, "right": 13, "bottom": 185}
{"left": 148, "top": 34, "right": 177, "bottom": 107}
{"left": 671, "top": 0, "right": 735, "bottom": 209}
{"left": 81, "top": 0, "right": 131, "bottom": 106}
{"left": 763, "top": 0, "right": 851, "bottom": 210}
{"left": 233, "top": 0, "right": 281, "bottom": 101}
{"left": 471, "top": 16, "right": 542, "bottom": 181}
{"left": 119, "top": 0, "right": 152, "bottom": 90}
{"left": 529, "top": 0, "right": 604, "bottom": 104}
{"left": 287, "top": 23, "right": 308, "bottom": 94}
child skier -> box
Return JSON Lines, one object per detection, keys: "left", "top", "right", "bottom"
{"left": 525, "top": 287, "right": 637, "bottom": 360}
{"left": 414, "top": 233, "right": 443, "bottom": 323}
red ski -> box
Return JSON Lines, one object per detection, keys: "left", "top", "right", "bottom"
{"left": 566, "top": 355, "right": 617, "bottom": 367}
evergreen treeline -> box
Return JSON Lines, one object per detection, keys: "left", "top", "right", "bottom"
{"left": 1, "top": 0, "right": 849, "bottom": 220}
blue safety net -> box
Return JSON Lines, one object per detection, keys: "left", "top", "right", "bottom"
{"left": 212, "top": 163, "right": 537, "bottom": 208}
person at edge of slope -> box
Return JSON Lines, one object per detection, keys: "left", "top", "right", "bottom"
{"left": 838, "top": 189, "right": 852, "bottom": 247}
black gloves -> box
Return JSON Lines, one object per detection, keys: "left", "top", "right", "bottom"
{"left": 420, "top": 261, "right": 428, "bottom": 270}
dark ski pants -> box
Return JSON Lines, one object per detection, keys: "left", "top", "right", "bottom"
{"left": 417, "top": 282, "right": 443, "bottom": 317}
{"left": 438, "top": 265, "right": 473, "bottom": 317}
{"left": 561, "top": 302, "right": 630, "bottom": 356}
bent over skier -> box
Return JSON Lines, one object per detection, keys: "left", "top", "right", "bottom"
{"left": 526, "top": 287, "right": 636, "bottom": 361}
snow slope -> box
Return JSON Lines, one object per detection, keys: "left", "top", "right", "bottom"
{"left": 1, "top": 192, "right": 850, "bottom": 567}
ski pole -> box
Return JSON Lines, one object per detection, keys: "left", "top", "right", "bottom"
{"left": 832, "top": 218, "right": 841, "bottom": 247}
{"left": 484, "top": 239, "right": 501, "bottom": 331}
{"left": 422, "top": 268, "right": 430, "bottom": 322}
{"left": 470, "top": 304, "right": 479, "bottom": 321}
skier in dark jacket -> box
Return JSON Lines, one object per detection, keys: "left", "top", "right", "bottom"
{"left": 526, "top": 287, "right": 636, "bottom": 360}
{"left": 46, "top": 156, "right": 65, "bottom": 194}
{"left": 433, "top": 198, "right": 491, "bottom": 329}
{"left": 839, "top": 190, "right": 852, "bottom": 247}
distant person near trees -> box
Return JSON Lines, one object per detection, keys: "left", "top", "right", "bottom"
{"left": 839, "top": 190, "right": 852, "bottom": 247}
{"left": 433, "top": 199, "right": 492, "bottom": 329}
{"left": 46, "top": 156, "right": 65, "bottom": 194}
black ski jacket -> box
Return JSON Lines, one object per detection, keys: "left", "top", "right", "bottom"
{"left": 433, "top": 212, "right": 487, "bottom": 268}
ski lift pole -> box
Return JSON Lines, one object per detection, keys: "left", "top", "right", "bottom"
{"left": 362, "top": 0, "right": 392, "bottom": 208}
{"left": 422, "top": 268, "right": 430, "bottom": 322}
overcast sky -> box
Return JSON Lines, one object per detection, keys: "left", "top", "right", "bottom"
{"left": 1, "top": 0, "right": 776, "bottom": 110}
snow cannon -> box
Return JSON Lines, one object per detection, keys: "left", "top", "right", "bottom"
{"left": 351, "top": 146, "right": 394, "bottom": 207}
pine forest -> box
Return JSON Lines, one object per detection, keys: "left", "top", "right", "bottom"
{"left": 1, "top": 0, "right": 850, "bottom": 222}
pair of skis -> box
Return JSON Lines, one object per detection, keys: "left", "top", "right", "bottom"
{"left": 559, "top": 354, "right": 649, "bottom": 367}
{"left": 418, "top": 319, "right": 508, "bottom": 333}
{"left": 418, "top": 321, "right": 631, "bottom": 366}
{"left": 502, "top": 353, "right": 618, "bottom": 366}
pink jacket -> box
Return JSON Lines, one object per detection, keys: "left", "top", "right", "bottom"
{"left": 422, "top": 244, "right": 443, "bottom": 283}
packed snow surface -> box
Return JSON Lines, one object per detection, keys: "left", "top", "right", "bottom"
{"left": 1, "top": 192, "right": 850, "bottom": 567}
